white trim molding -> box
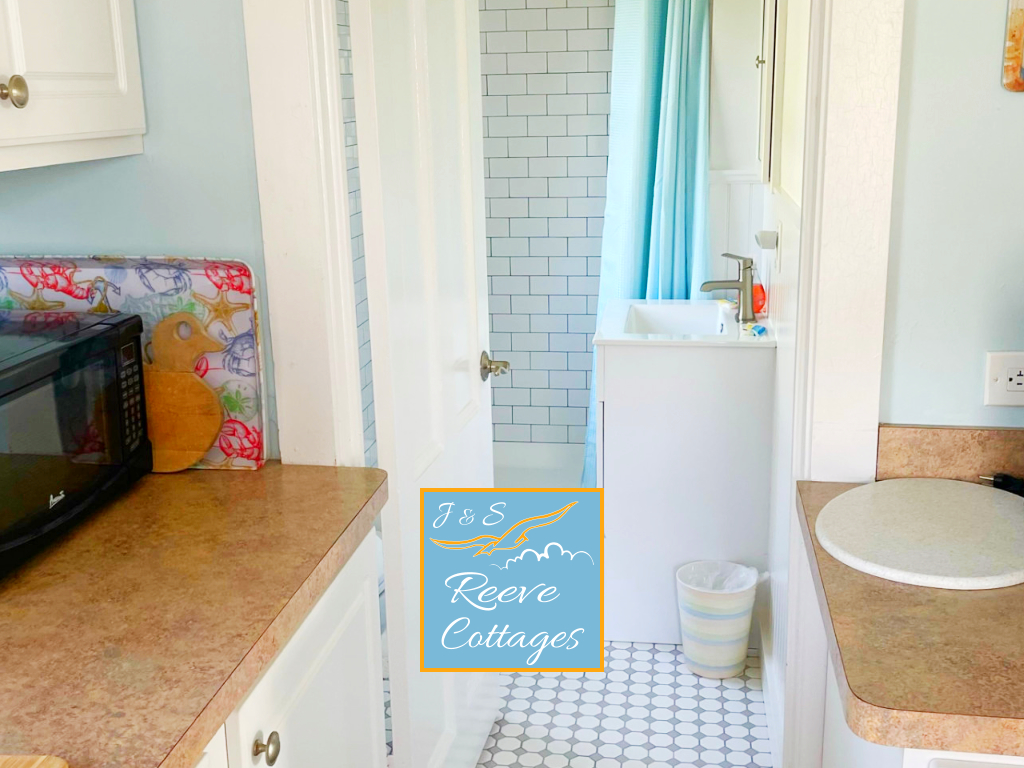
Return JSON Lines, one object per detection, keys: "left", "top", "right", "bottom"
{"left": 241, "top": 0, "right": 366, "bottom": 467}
{"left": 765, "top": 0, "right": 907, "bottom": 765}
{"left": 800, "top": 0, "right": 906, "bottom": 483}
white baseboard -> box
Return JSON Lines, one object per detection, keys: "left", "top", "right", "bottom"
{"left": 762, "top": 622, "right": 786, "bottom": 768}
{"left": 493, "top": 442, "right": 584, "bottom": 470}
{"left": 493, "top": 442, "right": 584, "bottom": 488}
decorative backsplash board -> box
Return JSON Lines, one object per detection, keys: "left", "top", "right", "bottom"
{"left": 0, "top": 256, "right": 265, "bottom": 470}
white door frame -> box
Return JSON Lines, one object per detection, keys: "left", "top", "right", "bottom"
{"left": 241, "top": 0, "right": 366, "bottom": 468}
{"left": 796, "top": 0, "right": 907, "bottom": 486}
{"left": 774, "top": 0, "right": 907, "bottom": 765}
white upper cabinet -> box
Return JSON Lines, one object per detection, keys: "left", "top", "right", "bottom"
{"left": 0, "top": 0, "right": 146, "bottom": 171}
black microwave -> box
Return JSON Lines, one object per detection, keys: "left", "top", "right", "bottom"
{"left": 0, "top": 311, "right": 152, "bottom": 557}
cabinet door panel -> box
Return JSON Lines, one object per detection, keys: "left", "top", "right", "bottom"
{"left": 0, "top": 0, "right": 145, "bottom": 147}
{"left": 227, "top": 532, "right": 387, "bottom": 768}
{"left": 19, "top": 0, "right": 119, "bottom": 85}
{"left": 195, "top": 726, "right": 230, "bottom": 768}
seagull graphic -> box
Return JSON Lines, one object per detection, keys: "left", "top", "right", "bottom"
{"left": 430, "top": 501, "right": 577, "bottom": 557}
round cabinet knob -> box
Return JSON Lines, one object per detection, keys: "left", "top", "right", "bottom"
{"left": 252, "top": 731, "right": 281, "bottom": 766}
{"left": 0, "top": 75, "right": 29, "bottom": 108}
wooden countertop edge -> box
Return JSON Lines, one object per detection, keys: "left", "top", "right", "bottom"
{"left": 795, "top": 481, "right": 1024, "bottom": 757}
{"left": 155, "top": 473, "right": 388, "bottom": 768}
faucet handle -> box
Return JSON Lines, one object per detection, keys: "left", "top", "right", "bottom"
{"left": 720, "top": 253, "right": 754, "bottom": 270}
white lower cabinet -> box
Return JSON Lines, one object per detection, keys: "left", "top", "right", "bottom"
{"left": 598, "top": 338, "right": 775, "bottom": 644}
{"left": 196, "top": 727, "right": 230, "bottom": 768}
{"left": 822, "top": 658, "right": 903, "bottom": 768}
{"left": 213, "top": 531, "right": 386, "bottom": 768}
{"left": 822, "top": 656, "right": 1024, "bottom": 768}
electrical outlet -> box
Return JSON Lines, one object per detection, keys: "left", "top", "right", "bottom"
{"left": 985, "top": 352, "right": 1024, "bottom": 405}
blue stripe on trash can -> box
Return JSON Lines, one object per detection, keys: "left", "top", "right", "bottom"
{"left": 684, "top": 656, "right": 748, "bottom": 673}
{"left": 679, "top": 604, "right": 752, "bottom": 621}
{"left": 680, "top": 629, "right": 749, "bottom": 646}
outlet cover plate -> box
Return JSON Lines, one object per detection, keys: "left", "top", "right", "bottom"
{"left": 985, "top": 352, "right": 1024, "bottom": 406}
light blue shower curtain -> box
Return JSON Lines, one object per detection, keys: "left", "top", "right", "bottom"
{"left": 581, "top": 0, "right": 711, "bottom": 487}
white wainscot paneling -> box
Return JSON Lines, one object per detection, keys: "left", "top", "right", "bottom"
{"left": 708, "top": 171, "right": 769, "bottom": 284}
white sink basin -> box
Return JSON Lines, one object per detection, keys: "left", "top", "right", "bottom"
{"left": 594, "top": 299, "right": 775, "bottom": 347}
{"left": 816, "top": 479, "right": 1024, "bottom": 590}
{"left": 624, "top": 301, "right": 726, "bottom": 336}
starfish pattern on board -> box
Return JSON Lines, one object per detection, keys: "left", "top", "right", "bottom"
{"left": 8, "top": 288, "right": 65, "bottom": 311}
{"left": 193, "top": 289, "right": 248, "bottom": 333}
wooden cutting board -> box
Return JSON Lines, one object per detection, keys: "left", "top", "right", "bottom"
{"left": 143, "top": 313, "right": 225, "bottom": 473}
{"left": 0, "top": 758, "right": 68, "bottom": 768}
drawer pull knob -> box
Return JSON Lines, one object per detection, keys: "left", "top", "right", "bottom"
{"left": 252, "top": 731, "right": 281, "bottom": 766}
{"left": 0, "top": 75, "right": 28, "bottom": 108}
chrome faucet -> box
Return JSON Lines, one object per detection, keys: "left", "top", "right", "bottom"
{"left": 700, "top": 253, "right": 757, "bottom": 324}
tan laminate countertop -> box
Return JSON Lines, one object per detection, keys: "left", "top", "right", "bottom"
{"left": 797, "top": 481, "right": 1024, "bottom": 756}
{"left": 0, "top": 462, "right": 388, "bottom": 768}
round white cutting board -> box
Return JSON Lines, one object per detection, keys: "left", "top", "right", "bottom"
{"left": 815, "top": 478, "right": 1024, "bottom": 590}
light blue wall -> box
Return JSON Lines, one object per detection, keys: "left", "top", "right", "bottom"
{"left": 880, "top": 0, "right": 1024, "bottom": 428}
{"left": 0, "top": 0, "right": 278, "bottom": 452}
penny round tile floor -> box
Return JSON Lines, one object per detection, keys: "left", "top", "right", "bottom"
{"left": 474, "top": 641, "right": 772, "bottom": 768}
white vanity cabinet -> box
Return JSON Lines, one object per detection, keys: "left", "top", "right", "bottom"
{"left": 821, "top": 658, "right": 903, "bottom": 768}
{"left": 0, "top": 0, "right": 146, "bottom": 171}
{"left": 822, "top": 657, "right": 1024, "bottom": 768}
{"left": 223, "top": 532, "right": 387, "bottom": 768}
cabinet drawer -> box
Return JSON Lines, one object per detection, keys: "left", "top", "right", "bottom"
{"left": 226, "top": 531, "right": 386, "bottom": 768}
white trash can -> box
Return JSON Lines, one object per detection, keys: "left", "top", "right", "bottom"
{"left": 676, "top": 560, "right": 760, "bottom": 679}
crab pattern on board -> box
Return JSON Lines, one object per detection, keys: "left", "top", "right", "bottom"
{"left": 7, "top": 260, "right": 122, "bottom": 312}
{"left": 0, "top": 255, "right": 266, "bottom": 470}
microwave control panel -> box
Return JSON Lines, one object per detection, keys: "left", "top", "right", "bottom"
{"left": 119, "top": 342, "right": 144, "bottom": 451}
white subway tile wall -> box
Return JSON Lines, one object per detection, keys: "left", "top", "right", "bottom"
{"left": 482, "top": 0, "right": 613, "bottom": 445}
{"left": 338, "top": 0, "right": 377, "bottom": 467}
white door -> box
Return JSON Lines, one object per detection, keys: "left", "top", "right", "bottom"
{"left": 0, "top": 0, "right": 145, "bottom": 152}
{"left": 348, "top": 0, "right": 501, "bottom": 764}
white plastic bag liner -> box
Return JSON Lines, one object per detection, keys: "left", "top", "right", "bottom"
{"left": 676, "top": 561, "right": 760, "bottom": 679}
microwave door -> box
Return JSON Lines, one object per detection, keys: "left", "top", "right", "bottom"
{"left": 0, "top": 351, "right": 122, "bottom": 542}
{"left": 52, "top": 354, "right": 123, "bottom": 466}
